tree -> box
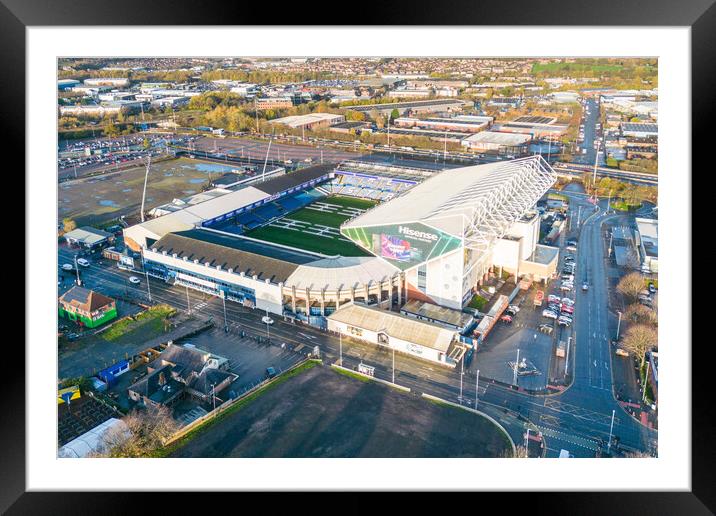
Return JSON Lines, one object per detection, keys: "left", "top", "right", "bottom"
{"left": 62, "top": 217, "right": 77, "bottom": 234}
{"left": 621, "top": 324, "right": 657, "bottom": 368}
{"left": 390, "top": 108, "right": 400, "bottom": 122}
{"left": 99, "top": 405, "right": 179, "bottom": 458}
{"left": 104, "top": 121, "right": 119, "bottom": 138}
{"left": 617, "top": 272, "right": 645, "bottom": 303}
{"left": 624, "top": 303, "right": 657, "bottom": 326}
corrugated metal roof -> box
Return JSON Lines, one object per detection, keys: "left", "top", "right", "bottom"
{"left": 328, "top": 303, "right": 455, "bottom": 352}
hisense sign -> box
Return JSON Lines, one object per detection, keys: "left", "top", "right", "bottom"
{"left": 398, "top": 226, "right": 438, "bottom": 242}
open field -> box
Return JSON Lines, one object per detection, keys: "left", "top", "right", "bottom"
{"left": 244, "top": 195, "right": 377, "bottom": 257}
{"left": 169, "top": 364, "right": 513, "bottom": 458}
{"left": 58, "top": 157, "right": 243, "bottom": 226}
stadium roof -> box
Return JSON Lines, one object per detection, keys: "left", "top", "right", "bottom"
{"left": 286, "top": 256, "right": 399, "bottom": 291}
{"left": 252, "top": 164, "right": 335, "bottom": 196}
{"left": 134, "top": 186, "right": 269, "bottom": 239}
{"left": 343, "top": 156, "right": 556, "bottom": 258}
{"left": 150, "top": 231, "right": 302, "bottom": 283}
{"left": 327, "top": 302, "right": 456, "bottom": 352}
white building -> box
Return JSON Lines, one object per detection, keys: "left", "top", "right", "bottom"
{"left": 460, "top": 131, "right": 532, "bottom": 152}
{"left": 635, "top": 217, "right": 658, "bottom": 273}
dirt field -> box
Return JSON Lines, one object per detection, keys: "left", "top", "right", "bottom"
{"left": 57, "top": 157, "right": 241, "bottom": 226}
{"left": 169, "top": 364, "right": 512, "bottom": 458}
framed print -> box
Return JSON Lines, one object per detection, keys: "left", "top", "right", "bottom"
{"left": 5, "top": 0, "right": 712, "bottom": 512}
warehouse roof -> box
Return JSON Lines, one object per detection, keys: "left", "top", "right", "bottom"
{"left": 63, "top": 226, "right": 112, "bottom": 246}
{"left": 252, "top": 164, "right": 335, "bottom": 195}
{"left": 621, "top": 123, "right": 658, "bottom": 134}
{"left": 347, "top": 99, "right": 469, "bottom": 112}
{"left": 268, "top": 113, "right": 343, "bottom": 128}
{"left": 400, "top": 299, "right": 473, "bottom": 329}
{"left": 462, "top": 131, "right": 532, "bottom": 146}
{"left": 150, "top": 231, "right": 301, "bottom": 283}
{"left": 328, "top": 302, "right": 456, "bottom": 352}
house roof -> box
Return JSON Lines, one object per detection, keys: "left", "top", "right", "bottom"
{"left": 59, "top": 286, "right": 114, "bottom": 313}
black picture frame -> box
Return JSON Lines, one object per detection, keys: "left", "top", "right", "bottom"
{"left": 5, "top": 0, "right": 708, "bottom": 512}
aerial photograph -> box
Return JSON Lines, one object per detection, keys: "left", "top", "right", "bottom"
{"left": 56, "top": 56, "right": 658, "bottom": 459}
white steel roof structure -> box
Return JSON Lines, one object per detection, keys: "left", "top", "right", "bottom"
{"left": 343, "top": 155, "right": 556, "bottom": 259}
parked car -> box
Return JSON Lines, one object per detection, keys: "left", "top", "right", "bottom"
{"left": 560, "top": 285, "right": 572, "bottom": 292}
{"left": 561, "top": 305, "right": 575, "bottom": 314}
{"left": 615, "top": 348, "right": 630, "bottom": 357}
{"left": 508, "top": 305, "right": 520, "bottom": 313}
{"left": 548, "top": 295, "right": 561, "bottom": 304}
{"left": 261, "top": 315, "right": 274, "bottom": 325}
{"left": 265, "top": 367, "right": 277, "bottom": 379}
{"left": 561, "top": 297, "right": 574, "bottom": 306}
{"left": 539, "top": 324, "right": 554, "bottom": 335}
{"left": 582, "top": 283, "right": 589, "bottom": 291}
{"left": 128, "top": 276, "right": 141, "bottom": 284}
{"left": 500, "top": 314, "right": 513, "bottom": 323}
{"left": 505, "top": 308, "right": 518, "bottom": 317}
{"left": 648, "top": 283, "right": 657, "bottom": 293}
{"left": 566, "top": 245, "right": 577, "bottom": 252}
{"left": 542, "top": 310, "right": 559, "bottom": 319}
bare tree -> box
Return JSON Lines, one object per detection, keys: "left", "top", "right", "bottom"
{"left": 617, "top": 272, "right": 645, "bottom": 303}
{"left": 621, "top": 324, "right": 658, "bottom": 368}
{"left": 625, "top": 303, "right": 657, "bottom": 326}
{"left": 99, "top": 405, "right": 179, "bottom": 458}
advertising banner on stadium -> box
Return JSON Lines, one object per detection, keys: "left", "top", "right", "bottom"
{"left": 342, "top": 222, "right": 461, "bottom": 270}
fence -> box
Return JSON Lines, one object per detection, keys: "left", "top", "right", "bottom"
{"left": 330, "top": 364, "right": 411, "bottom": 392}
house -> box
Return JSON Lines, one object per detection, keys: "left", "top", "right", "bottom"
{"left": 127, "top": 343, "right": 237, "bottom": 408}
{"left": 58, "top": 286, "right": 117, "bottom": 328}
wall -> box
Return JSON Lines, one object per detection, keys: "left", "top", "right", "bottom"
{"left": 326, "top": 319, "right": 444, "bottom": 365}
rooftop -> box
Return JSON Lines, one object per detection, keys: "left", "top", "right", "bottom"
{"left": 400, "top": 299, "right": 474, "bottom": 329}
{"left": 149, "top": 231, "right": 304, "bottom": 283}
{"left": 64, "top": 226, "right": 112, "bottom": 245}
{"left": 462, "top": 131, "right": 532, "bottom": 146}
{"left": 328, "top": 302, "right": 456, "bottom": 352}
{"left": 59, "top": 286, "right": 114, "bottom": 313}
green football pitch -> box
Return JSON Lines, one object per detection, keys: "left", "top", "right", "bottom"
{"left": 244, "top": 195, "right": 378, "bottom": 257}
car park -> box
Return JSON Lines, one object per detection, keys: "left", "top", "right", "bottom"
{"left": 557, "top": 319, "right": 571, "bottom": 327}
{"left": 128, "top": 276, "right": 141, "bottom": 284}
{"left": 539, "top": 324, "right": 554, "bottom": 335}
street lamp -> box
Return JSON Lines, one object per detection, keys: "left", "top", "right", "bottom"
{"left": 221, "top": 291, "right": 228, "bottom": 332}
{"left": 73, "top": 254, "right": 81, "bottom": 286}
{"left": 616, "top": 311, "right": 622, "bottom": 341}
{"left": 459, "top": 358, "right": 464, "bottom": 404}
{"left": 186, "top": 285, "right": 191, "bottom": 315}
{"left": 607, "top": 409, "right": 616, "bottom": 453}
{"left": 339, "top": 333, "right": 343, "bottom": 366}
{"left": 141, "top": 249, "right": 152, "bottom": 303}
{"left": 565, "top": 336, "right": 572, "bottom": 377}
{"left": 475, "top": 369, "right": 480, "bottom": 409}
{"left": 392, "top": 347, "right": 395, "bottom": 384}
{"left": 265, "top": 309, "right": 271, "bottom": 341}
{"left": 513, "top": 348, "right": 520, "bottom": 386}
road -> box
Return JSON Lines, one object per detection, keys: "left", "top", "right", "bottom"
{"left": 59, "top": 200, "right": 657, "bottom": 458}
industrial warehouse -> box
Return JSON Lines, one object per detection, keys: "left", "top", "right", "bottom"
{"left": 123, "top": 156, "right": 559, "bottom": 367}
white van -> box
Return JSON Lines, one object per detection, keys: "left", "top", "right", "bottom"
{"left": 77, "top": 258, "right": 90, "bottom": 267}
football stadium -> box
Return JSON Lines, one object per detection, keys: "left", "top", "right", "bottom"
{"left": 124, "top": 155, "right": 559, "bottom": 367}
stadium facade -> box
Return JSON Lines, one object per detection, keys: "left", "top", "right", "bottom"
{"left": 341, "top": 156, "right": 559, "bottom": 309}
{"left": 123, "top": 157, "right": 559, "bottom": 364}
